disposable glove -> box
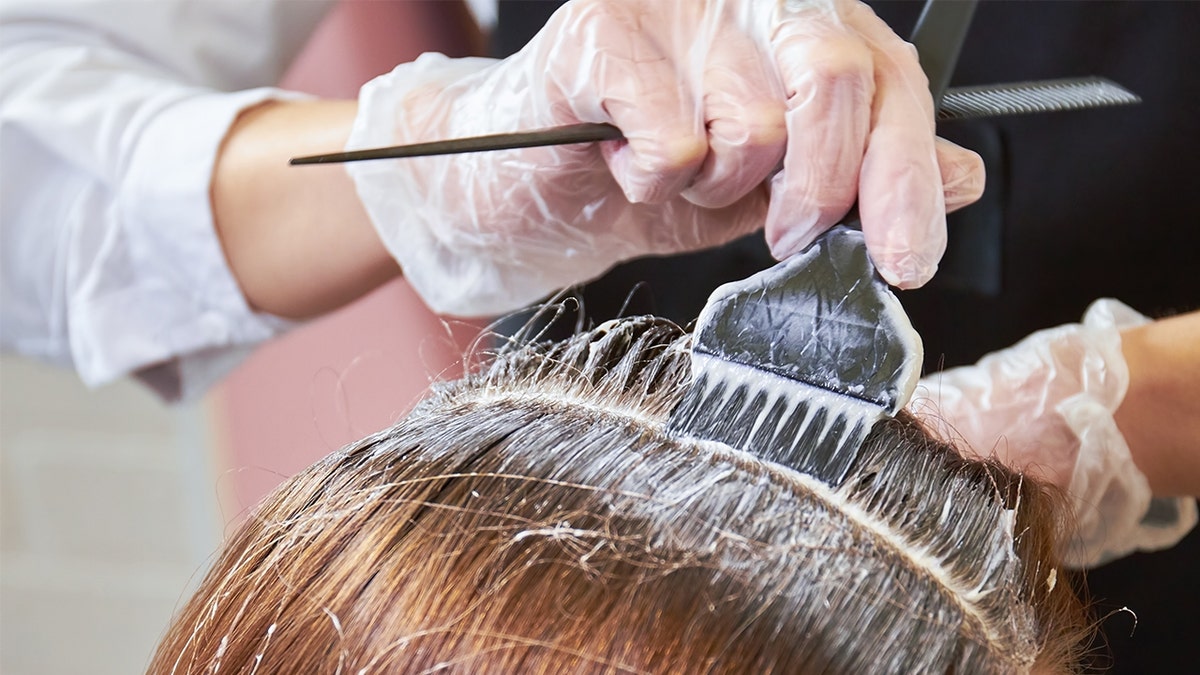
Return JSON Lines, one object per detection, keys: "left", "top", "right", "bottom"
{"left": 346, "top": 0, "right": 985, "bottom": 317}
{"left": 910, "top": 300, "right": 1198, "bottom": 567}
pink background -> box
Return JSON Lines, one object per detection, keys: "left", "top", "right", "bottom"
{"left": 215, "top": 0, "right": 485, "bottom": 518}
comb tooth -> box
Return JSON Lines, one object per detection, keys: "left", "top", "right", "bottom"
{"left": 700, "top": 372, "right": 727, "bottom": 409}
{"left": 764, "top": 401, "right": 802, "bottom": 465}
{"left": 669, "top": 372, "right": 735, "bottom": 444}
{"left": 717, "top": 385, "right": 751, "bottom": 446}
{"left": 747, "top": 395, "right": 789, "bottom": 450}
{"left": 766, "top": 397, "right": 811, "bottom": 465}
{"left": 759, "top": 391, "right": 881, "bottom": 487}
{"left": 726, "top": 388, "right": 769, "bottom": 449}
{"left": 689, "top": 374, "right": 724, "bottom": 432}
{"left": 802, "top": 413, "right": 871, "bottom": 486}
{"left": 669, "top": 376, "right": 880, "bottom": 487}
{"left": 665, "top": 373, "right": 707, "bottom": 437}
{"left": 790, "top": 404, "right": 830, "bottom": 470}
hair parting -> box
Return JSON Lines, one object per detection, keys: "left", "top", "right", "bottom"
{"left": 151, "top": 316, "right": 1091, "bottom": 674}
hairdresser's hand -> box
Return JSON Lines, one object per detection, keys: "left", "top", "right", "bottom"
{"left": 909, "top": 300, "right": 1198, "bottom": 567}
{"left": 346, "top": 0, "right": 984, "bottom": 316}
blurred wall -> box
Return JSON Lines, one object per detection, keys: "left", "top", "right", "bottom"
{"left": 0, "top": 356, "right": 224, "bottom": 675}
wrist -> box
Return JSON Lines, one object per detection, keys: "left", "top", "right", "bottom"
{"left": 213, "top": 98, "right": 399, "bottom": 319}
{"left": 1114, "top": 311, "right": 1200, "bottom": 496}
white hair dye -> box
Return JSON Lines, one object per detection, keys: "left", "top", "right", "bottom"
{"left": 381, "top": 316, "right": 1046, "bottom": 672}
{"left": 157, "top": 316, "right": 1081, "bottom": 674}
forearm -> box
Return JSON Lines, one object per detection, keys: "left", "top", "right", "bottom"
{"left": 1115, "top": 310, "right": 1200, "bottom": 497}
{"left": 212, "top": 99, "right": 400, "bottom": 319}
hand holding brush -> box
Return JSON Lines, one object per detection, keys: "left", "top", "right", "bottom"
{"left": 332, "top": 0, "right": 984, "bottom": 316}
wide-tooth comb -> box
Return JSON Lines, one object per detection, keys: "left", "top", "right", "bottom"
{"left": 665, "top": 226, "right": 922, "bottom": 486}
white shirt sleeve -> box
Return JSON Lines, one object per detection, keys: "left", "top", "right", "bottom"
{"left": 0, "top": 0, "right": 332, "bottom": 401}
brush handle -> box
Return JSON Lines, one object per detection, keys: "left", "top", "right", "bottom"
{"left": 911, "top": 0, "right": 978, "bottom": 108}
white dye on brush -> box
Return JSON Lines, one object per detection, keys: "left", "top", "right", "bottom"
{"left": 669, "top": 352, "right": 895, "bottom": 485}
{"left": 667, "top": 225, "right": 924, "bottom": 487}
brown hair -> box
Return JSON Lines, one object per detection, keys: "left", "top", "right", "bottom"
{"left": 150, "top": 316, "right": 1090, "bottom": 674}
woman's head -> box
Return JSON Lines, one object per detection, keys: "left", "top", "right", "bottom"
{"left": 152, "top": 317, "right": 1089, "bottom": 674}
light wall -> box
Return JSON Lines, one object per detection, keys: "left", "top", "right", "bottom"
{"left": 0, "top": 355, "right": 225, "bottom": 675}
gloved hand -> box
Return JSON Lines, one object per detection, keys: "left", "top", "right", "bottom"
{"left": 346, "top": 0, "right": 985, "bottom": 317}
{"left": 909, "top": 300, "right": 1198, "bottom": 567}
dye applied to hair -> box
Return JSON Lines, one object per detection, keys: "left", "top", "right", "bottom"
{"left": 150, "top": 317, "right": 1088, "bottom": 675}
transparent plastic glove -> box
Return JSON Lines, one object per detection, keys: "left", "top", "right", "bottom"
{"left": 346, "top": 0, "right": 984, "bottom": 317}
{"left": 910, "top": 300, "right": 1198, "bottom": 567}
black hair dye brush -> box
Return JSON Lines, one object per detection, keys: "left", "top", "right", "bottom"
{"left": 665, "top": 0, "right": 1144, "bottom": 485}
{"left": 664, "top": 0, "right": 977, "bottom": 484}
{"left": 665, "top": 225, "right": 922, "bottom": 485}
